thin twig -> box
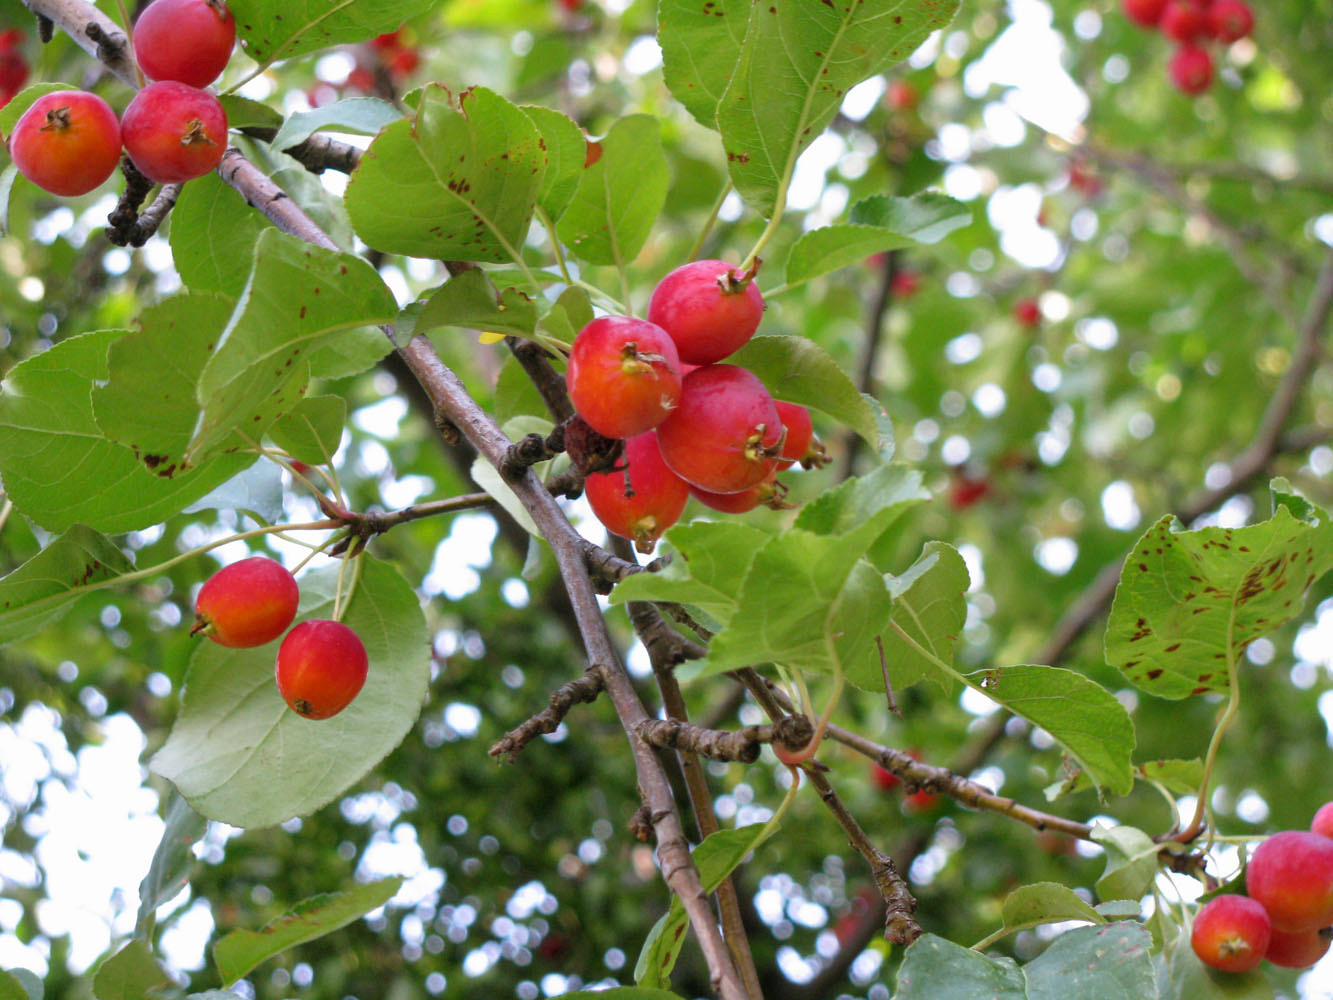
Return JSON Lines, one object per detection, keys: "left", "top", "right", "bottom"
{"left": 489, "top": 667, "right": 605, "bottom": 762}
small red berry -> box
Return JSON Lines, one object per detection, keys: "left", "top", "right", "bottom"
{"left": 275, "top": 619, "right": 369, "bottom": 720}
{"left": 192, "top": 556, "right": 300, "bottom": 648}
{"left": 584, "top": 432, "right": 691, "bottom": 553}
{"left": 647, "top": 259, "right": 765, "bottom": 365}
{"left": 6, "top": 91, "right": 122, "bottom": 196}
{"left": 566, "top": 316, "right": 682, "bottom": 440}
{"left": 1191, "top": 895, "right": 1271, "bottom": 973}
{"left": 890, "top": 268, "right": 922, "bottom": 299}
{"left": 1248, "top": 831, "right": 1333, "bottom": 932}
{"left": 948, "top": 473, "right": 991, "bottom": 510}
{"left": 655, "top": 365, "right": 784, "bottom": 494}
{"left": 1123, "top": 0, "right": 1169, "bottom": 26}
{"left": 1266, "top": 927, "right": 1331, "bottom": 969}
{"left": 1207, "top": 0, "right": 1253, "bottom": 42}
{"left": 872, "top": 762, "right": 900, "bottom": 791}
{"left": 885, "top": 79, "right": 919, "bottom": 112}
{"left": 1067, "top": 160, "right": 1104, "bottom": 198}
{"left": 1312, "top": 801, "right": 1333, "bottom": 839}
{"left": 133, "top": 0, "right": 236, "bottom": 88}
{"left": 121, "top": 81, "right": 228, "bottom": 183}
{"left": 690, "top": 473, "right": 788, "bottom": 514}
{"left": 773, "top": 401, "right": 827, "bottom": 469}
{"left": 1161, "top": 0, "right": 1207, "bottom": 41}
{"left": 0, "top": 45, "right": 26, "bottom": 98}
{"left": 1013, "top": 297, "right": 1042, "bottom": 328}
{"left": 1169, "top": 44, "right": 1214, "bottom": 94}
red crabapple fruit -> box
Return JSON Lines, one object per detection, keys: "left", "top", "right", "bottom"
{"left": 120, "top": 81, "right": 228, "bottom": 183}
{"left": 6, "top": 90, "right": 121, "bottom": 196}
{"left": 690, "top": 474, "right": 789, "bottom": 514}
{"left": 584, "top": 432, "right": 690, "bottom": 553}
{"left": 1265, "top": 927, "right": 1331, "bottom": 969}
{"left": 565, "top": 316, "right": 682, "bottom": 440}
{"left": 1169, "top": 44, "right": 1214, "bottom": 95}
{"left": 191, "top": 556, "right": 299, "bottom": 648}
{"left": 1207, "top": 0, "right": 1253, "bottom": 42}
{"left": 647, "top": 259, "right": 764, "bottom": 365}
{"left": 1190, "top": 895, "right": 1271, "bottom": 973}
{"left": 1311, "top": 801, "right": 1333, "bottom": 840}
{"left": 655, "top": 364, "right": 784, "bottom": 494}
{"left": 774, "top": 401, "right": 827, "bottom": 470}
{"left": 275, "top": 619, "right": 369, "bottom": 720}
{"left": 1247, "top": 831, "right": 1333, "bottom": 932}
{"left": 1160, "top": 0, "right": 1206, "bottom": 41}
{"left": 1013, "top": 297, "right": 1042, "bottom": 328}
{"left": 134, "top": 0, "right": 236, "bottom": 88}
{"left": 1122, "top": 0, "right": 1169, "bottom": 26}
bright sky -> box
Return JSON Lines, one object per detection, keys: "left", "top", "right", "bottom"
{"left": 4, "top": 1, "right": 1333, "bottom": 997}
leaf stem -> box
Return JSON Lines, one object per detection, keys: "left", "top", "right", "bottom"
{"left": 536, "top": 206, "right": 573, "bottom": 286}
{"left": 687, "top": 182, "right": 733, "bottom": 263}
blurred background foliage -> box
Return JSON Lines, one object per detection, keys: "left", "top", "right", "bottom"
{"left": 0, "top": 0, "right": 1331, "bottom": 998}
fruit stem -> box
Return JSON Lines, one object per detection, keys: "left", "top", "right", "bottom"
{"left": 687, "top": 181, "right": 733, "bottom": 263}
{"left": 113, "top": 0, "right": 145, "bottom": 88}
{"left": 330, "top": 545, "right": 363, "bottom": 622}
{"left": 1175, "top": 602, "right": 1244, "bottom": 843}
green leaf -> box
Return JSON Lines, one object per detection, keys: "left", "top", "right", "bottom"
{"left": 0, "top": 526, "right": 133, "bottom": 647}
{"left": 963, "top": 665, "right": 1135, "bottom": 797}
{"left": 1105, "top": 496, "right": 1333, "bottom": 699}
{"left": 135, "top": 792, "right": 207, "bottom": 936}
{"left": 0, "top": 968, "right": 40, "bottom": 1000}
{"left": 537, "top": 286, "right": 593, "bottom": 348}
{"left": 213, "top": 877, "right": 403, "bottom": 985}
{"left": 170, "top": 174, "right": 271, "bottom": 298}
{"left": 267, "top": 396, "right": 347, "bottom": 466}
{"left": 521, "top": 105, "right": 586, "bottom": 221}
{"left": 785, "top": 194, "right": 972, "bottom": 286}
{"left": 92, "top": 940, "right": 171, "bottom": 1000}
{"left": 150, "top": 556, "right": 430, "bottom": 828}
{"left": 998, "top": 882, "right": 1105, "bottom": 938}
{"left": 1138, "top": 758, "right": 1204, "bottom": 795}
{"left": 189, "top": 229, "right": 398, "bottom": 463}
{"left": 635, "top": 824, "right": 773, "bottom": 989}
{"left": 93, "top": 292, "right": 236, "bottom": 464}
{"left": 658, "top": 0, "right": 749, "bottom": 127}
{"left": 216, "top": 94, "right": 284, "bottom": 131}
{"left": 270, "top": 97, "right": 403, "bottom": 152}
{"left": 897, "top": 924, "right": 1156, "bottom": 1000}
{"left": 0, "top": 329, "right": 250, "bottom": 532}
{"left": 346, "top": 85, "right": 545, "bottom": 263}
{"left": 793, "top": 462, "right": 930, "bottom": 538}
{"left": 608, "top": 521, "right": 770, "bottom": 626}
{"left": 556, "top": 115, "right": 667, "bottom": 266}
{"left": 856, "top": 541, "right": 968, "bottom": 695}
{"left": 181, "top": 460, "right": 285, "bottom": 524}
{"left": 417, "top": 269, "right": 539, "bottom": 338}
{"left": 564, "top": 990, "right": 685, "bottom": 1000}
{"left": 725, "top": 335, "right": 879, "bottom": 447}
{"left": 1093, "top": 826, "right": 1159, "bottom": 902}
{"left": 229, "top": 0, "right": 439, "bottom": 69}
{"left": 716, "top": 0, "right": 960, "bottom": 217}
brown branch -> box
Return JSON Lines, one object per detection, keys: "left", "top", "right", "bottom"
{"left": 25, "top": 0, "right": 134, "bottom": 82}
{"left": 635, "top": 719, "right": 770, "bottom": 763}
{"left": 105, "top": 157, "right": 155, "bottom": 246}
{"left": 489, "top": 666, "right": 604, "bottom": 762}
{"left": 838, "top": 250, "right": 897, "bottom": 479}
{"left": 506, "top": 336, "right": 575, "bottom": 424}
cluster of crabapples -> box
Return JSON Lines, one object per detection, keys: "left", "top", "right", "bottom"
{"left": 1122, "top": 0, "right": 1254, "bottom": 95}
{"left": 4, "top": 0, "right": 233, "bottom": 197}
{"left": 1191, "top": 804, "right": 1333, "bottom": 974}
{"left": 565, "top": 259, "right": 827, "bottom": 553}
{"left": 192, "top": 556, "right": 368, "bottom": 720}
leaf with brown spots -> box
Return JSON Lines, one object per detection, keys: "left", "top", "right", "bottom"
{"left": 1105, "top": 488, "right": 1333, "bottom": 699}
{"left": 0, "top": 524, "right": 133, "bottom": 645}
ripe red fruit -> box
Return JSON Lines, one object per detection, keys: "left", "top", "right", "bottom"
{"left": 192, "top": 556, "right": 300, "bottom": 648}
{"left": 655, "top": 365, "right": 784, "bottom": 494}
{"left": 566, "top": 316, "right": 682, "bottom": 440}
{"left": 121, "top": 81, "right": 228, "bottom": 183}
{"left": 647, "top": 259, "right": 764, "bottom": 365}
{"left": 690, "top": 474, "right": 788, "bottom": 514}
{"left": 1169, "top": 44, "right": 1214, "bottom": 94}
{"left": 1311, "top": 801, "right": 1333, "bottom": 839}
{"left": 872, "top": 762, "right": 901, "bottom": 791}
{"left": 6, "top": 91, "right": 122, "bottom": 197}
{"left": 1190, "top": 895, "right": 1271, "bottom": 973}
{"left": 1013, "top": 297, "right": 1042, "bottom": 328}
{"left": 1247, "top": 831, "right": 1333, "bottom": 932}
{"left": 1161, "top": 0, "right": 1206, "bottom": 41}
{"left": 1207, "top": 0, "right": 1253, "bottom": 42}
{"left": 1265, "top": 927, "right": 1331, "bottom": 969}
{"left": 275, "top": 619, "right": 369, "bottom": 720}
{"left": 890, "top": 268, "right": 923, "bottom": 299}
{"left": 1123, "top": 0, "right": 1169, "bottom": 26}
{"left": 885, "top": 79, "right": 919, "bottom": 112}
{"left": 1066, "top": 160, "right": 1104, "bottom": 198}
{"left": 0, "top": 40, "right": 26, "bottom": 107}
{"left": 584, "top": 432, "right": 690, "bottom": 553}
{"left": 133, "top": 0, "right": 236, "bottom": 88}
{"left": 774, "top": 401, "right": 827, "bottom": 469}
{"left": 948, "top": 472, "right": 991, "bottom": 510}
